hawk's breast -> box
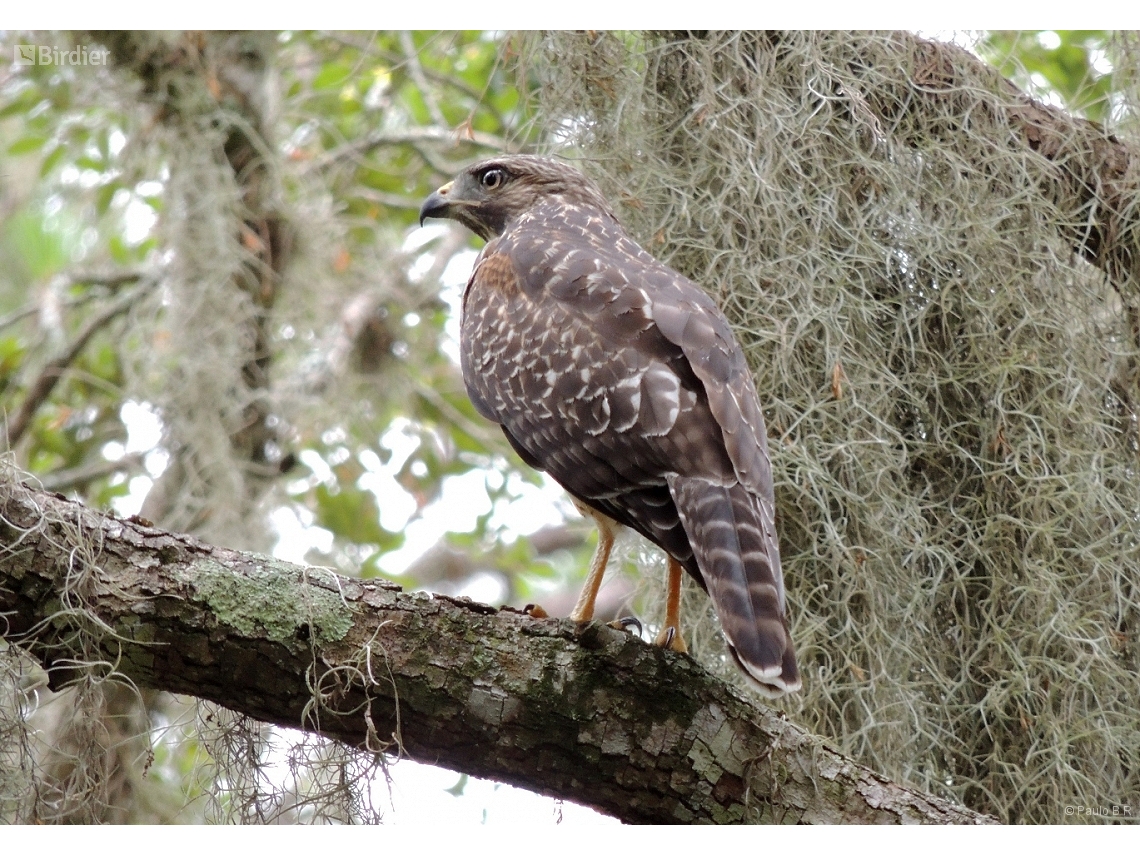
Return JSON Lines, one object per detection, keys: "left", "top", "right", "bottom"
{"left": 459, "top": 214, "right": 736, "bottom": 511}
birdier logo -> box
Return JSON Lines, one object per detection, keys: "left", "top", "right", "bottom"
{"left": 15, "top": 44, "right": 109, "bottom": 66}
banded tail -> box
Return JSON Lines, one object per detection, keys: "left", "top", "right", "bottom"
{"left": 667, "top": 474, "right": 800, "bottom": 697}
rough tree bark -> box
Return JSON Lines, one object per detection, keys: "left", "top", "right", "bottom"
{"left": 0, "top": 477, "right": 993, "bottom": 825}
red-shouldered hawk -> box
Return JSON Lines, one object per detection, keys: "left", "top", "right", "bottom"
{"left": 420, "top": 155, "right": 800, "bottom": 697}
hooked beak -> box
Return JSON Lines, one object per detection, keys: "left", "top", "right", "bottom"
{"left": 419, "top": 181, "right": 453, "bottom": 227}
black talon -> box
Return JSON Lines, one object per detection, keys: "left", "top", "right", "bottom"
{"left": 608, "top": 615, "right": 642, "bottom": 637}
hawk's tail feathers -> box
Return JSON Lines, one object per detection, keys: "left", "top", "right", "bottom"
{"left": 667, "top": 475, "right": 801, "bottom": 698}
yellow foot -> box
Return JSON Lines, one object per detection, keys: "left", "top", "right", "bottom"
{"left": 654, "top": 626, "right": 689, "bottom": 654}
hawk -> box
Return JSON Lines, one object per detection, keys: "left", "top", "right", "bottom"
{"left": 419, "top": 155, "right": 800, "bottom": 697}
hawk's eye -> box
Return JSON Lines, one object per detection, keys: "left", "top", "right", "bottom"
{"left": 480, "top": 168, "right": 507, "bottom": 190}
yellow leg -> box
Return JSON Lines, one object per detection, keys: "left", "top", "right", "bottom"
{"left": 569, "top": 511, "right": 616, "bottom": 622}
{"left": 654, "top": 557, "right": 688, "bottom": 653}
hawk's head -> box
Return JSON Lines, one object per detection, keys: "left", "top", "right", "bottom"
{"left": 419, "top": 155, "right": 616, "bottom": 241}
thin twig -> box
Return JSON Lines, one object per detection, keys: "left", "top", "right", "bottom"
{"left": 35, "top": 451, "right": 147, "bottom": 493}
{"left": 65, "top": 269, "right": 150, "bottom": 291}
{"left": 345, "top": 187, "right": 425, "bottom": 211}
{"left": 324, "top": 33, "right": 513, "bottom": 133}
{"left": 2, "top": 282, "right": 155, "bottom": 450}
{"left": 305, "top": 127, "right": 506, "bottom": 175}
{"left": 399, "top": 31, "right": 447, "bottom": 129}
{"left": 0, "top": 270, "right": 149, "bottom": 333}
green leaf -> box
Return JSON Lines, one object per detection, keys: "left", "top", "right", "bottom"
{"left": 1, "top": 207, "right": 73, "bottom": 279}
{"left": 0, "top": 89, "right": 43, "bottom": 119}
{"left": 7, "top": 135, "right": 48, "bottom": 156}
{"left": 76, "top": 155, "right": 105, "bottom": 171}
{"left": 108, "top": 234, "right": 130, "bottom": 263}
{"left": 39, "top": 142, "right": 67, "bottom": 176}
{"left": 95, "top": 183, "right": 117, "bottom": 215}
{"left": 312, "top": 62, "right": 353, "bottom": 91}
{"left": 313, "top": 483, "right": 391, "bottom": 547}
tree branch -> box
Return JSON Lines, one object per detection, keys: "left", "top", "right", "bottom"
{"left": 322, "top": 32, "right": 512, "bottom": 133}
{"left": 35, "top": 451, "right": 146, "bottom": 494}
{"left": 306, "top": 127, "right": 506, "bottom": 176}
{"left": 0, "top": 270, "right": 149, "bottom": 336}
{"left": 0, "top": 477, "right": 993, "bottom": 825}
{"left": 2, "top": 285, "right": 151, "bottom": 449}
{"left": 399, "top": 31, "right": 448, "bottom": 129}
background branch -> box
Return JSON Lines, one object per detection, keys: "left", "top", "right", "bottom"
{"left": 307, "top": 127, "right": 507, "bottom": 175}
{"left": 2, "top": 284, "right": 151, "bottom": 450}
{"left": 35, "top": 451, "right": 147, "bottom": 494}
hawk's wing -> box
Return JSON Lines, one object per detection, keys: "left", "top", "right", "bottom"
{"left": 461, "top": 205, "right": 798, "bottom": 694}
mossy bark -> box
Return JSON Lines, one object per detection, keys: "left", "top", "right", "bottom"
{"left": 1, "top": 479, "right": 992, "bottom": 824}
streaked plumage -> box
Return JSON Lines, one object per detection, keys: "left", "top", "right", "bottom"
{"left": 420, "top": 155, "right": 800, "bottom": 697}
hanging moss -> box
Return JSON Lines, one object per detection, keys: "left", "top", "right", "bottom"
{"left": 525, "top": 30, "right": 1140, "bottom": 823}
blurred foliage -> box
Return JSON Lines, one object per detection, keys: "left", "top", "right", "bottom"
{"left": 0, "top": 30, "right": 566, "bottom": 606}
{"left": 0, "top": 30, "right": 565, "bottom": 821}
{"left": 979, "top": 30, "right": 1115, "bottom": 123}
